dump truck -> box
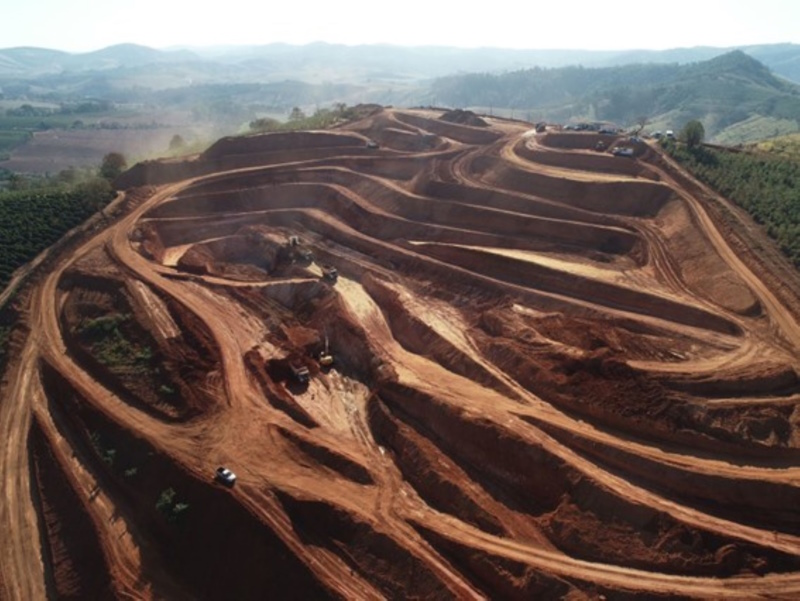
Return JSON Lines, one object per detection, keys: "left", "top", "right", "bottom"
{"left": 321, "top": 265, "right": 338, "bottom": 283}
{"left": 289, "top": 361, "right": 310, "bottom": 384}
{"left": 284, "top": 235, "right": 313, "bottom": 263}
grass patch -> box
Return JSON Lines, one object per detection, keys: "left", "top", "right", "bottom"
{"left": 753, "top": 132, "right": 800, "bottom": 160}
{"left": 156, "top": 487, "right": 190, "bottom": 524}
{"left": 713, "top": 115, "right": 799, "bottom": 145}
{"left": 77, "top": 314, "right": 155, "bottom": 374}
{"left": 248, "top": 103, "right": 363, "bottom": 134}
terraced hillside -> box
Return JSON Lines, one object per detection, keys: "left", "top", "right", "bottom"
{"left": 2, "top": 107, "right": 800, "bottom": 599}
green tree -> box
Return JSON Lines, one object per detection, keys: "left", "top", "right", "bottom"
{"left": 681, "top": 120, "right": 705, "bottom": 148}
{"left": 168, "top": 134, "right": 186, "bottom": 151}
{"left": 156, "top": 487, "right": 189, "bottom": 524}
{"left": 288, "top": 107, "right": 306, "bottom": 122}
{"left": 99, "top": 152, "right": 127, "bottom": 181}
{"left": 76, "top": 177, "right": 113, "bottom": 211}
{"left": 156, "top": 488, "right": 176, "bottom": 514}
{"left": 57, "top": 167, "right": 78, "bottom": 184}
{"left": 7, "top": 173, "right": 28, "bottom": 191}
{"left": 249, "top": 117, "right": 280, "bottom": 133}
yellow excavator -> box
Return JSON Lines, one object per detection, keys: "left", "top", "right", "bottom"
{"left": 319, "top": 332, "right": 334, "bottom": 367}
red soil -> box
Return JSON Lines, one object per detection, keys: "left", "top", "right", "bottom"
{"left": 3, "top": 107, "right": 800, "bottom": 599}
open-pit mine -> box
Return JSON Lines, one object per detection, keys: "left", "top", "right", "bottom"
{"left": 3, "top": 106, "right": 800, "bottom": 599}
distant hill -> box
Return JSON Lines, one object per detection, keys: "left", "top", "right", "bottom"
{"left": 1, "top": 43, "right": 799, "bottom": 151}
{"left": 430, "top": 51, "right": 800, "bottom": 143}
{"left": 0, "top": 47, "right": 71, "bottom": 77}
{"left": 183, "top": 42, "right": 800, "bottom": 84}
{"left": 2, "top": 42, "right": 800, "bottom": 84}
{"left": 746, "top": 44, "right": 800, "bottom": 84}
{"left": 69, "top": 43, "right": 199, "bottom": 71}
{"left": 0, "top": 44, "right": 198, "bottom": 79}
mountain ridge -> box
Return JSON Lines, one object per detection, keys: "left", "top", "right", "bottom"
{"left": 430, "top": 50, "right": 800, "bottom": 143}
{"left": 2, "top": 42, "right": 800, "bottom": 83}
{"left": 1, "top": 45, "right": 798, "bottom": 149}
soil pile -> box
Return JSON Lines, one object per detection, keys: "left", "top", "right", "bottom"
{"left": 439, "top": 108, "right": 489, "bottom": 127}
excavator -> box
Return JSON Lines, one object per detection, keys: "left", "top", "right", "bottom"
{"left": 319, "top": 332, "right": 334, "bottom": 367}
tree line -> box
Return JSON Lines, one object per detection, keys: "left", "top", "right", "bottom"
{"left": 248, "top": 103, "right": 359, "bottom": 134}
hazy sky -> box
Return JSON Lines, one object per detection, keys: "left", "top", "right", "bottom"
{"left": 5, "top": 0, "right": 799, "bottom": 52}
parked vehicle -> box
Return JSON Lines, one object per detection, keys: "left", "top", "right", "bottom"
{"left": 215, "top": 466, "right": 237, "bottom": 487}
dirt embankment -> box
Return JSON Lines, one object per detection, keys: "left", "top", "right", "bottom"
{"left": 368, "top": 395, "right": 508, "bottom": 537}
{"left": 394, "top": 112, "right": 503, "bottom": 145}
{"left": 117, "top": 131, "right": 369, "bottom": 189}
{"left": 39, "top": 360, "right": 334, "bottom": 600}
{"left": 275, "top": 491, "right": 456, "bottom": 599}
{"left": 413, "top": 524, "right": 635, "bottom": 600}
{"left": 148, "top": 172, "right": 640, "bottom": 278}
{"left": 29, "top": 418, "right": 115, "bottom": 600}
{"left": 531, "top": 417, "right": 800, "bottom": 532}
{"left": 646, "top": 145, "right": 800, "bottom": 321}
{"left": 439, "top": 109, "right": 489, "bottom": 128}
{"left": 475, "top": 332, "right": 792, "bottom": 454}
{"left": 540, "top": 132, "right": 621, "bottom": 150}
{"left": 342, "top": 111, "right": 445, "bottom": 152}
{"left": 472, "top": 155, "right": 674, "bottom": 218}
{"left": 362, "top": 274, "right": 518, "bottom": 398}
{"left": 418, "top": 243, "right": 740, "bottom": 335}
{"left": 203, "top": 131, "right": 365, "bottom": 159}
{"left": 275, "top": 426, "right": 373, "bottom": 485}
{"left": 514, "top": 138, "right": 660, "bottom": 181}
{"left": 373, "top": 382, "right": 799, "bottom": 576}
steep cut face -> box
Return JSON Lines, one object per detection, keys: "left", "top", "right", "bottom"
{"left": 3, "top": 108, "right": 800, "bottom": 600}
